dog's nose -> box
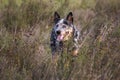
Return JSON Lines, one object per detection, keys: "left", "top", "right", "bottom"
{"left": 56, "top": 30, "right": 61, "bottom": 35}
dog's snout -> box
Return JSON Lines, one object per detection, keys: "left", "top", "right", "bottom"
{"left": 56, "top": 30, "right": 61, "bottom": 35}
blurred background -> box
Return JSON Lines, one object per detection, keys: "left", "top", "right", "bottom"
{"left": 0, "top": 0, "right": 120, "bottom": 80}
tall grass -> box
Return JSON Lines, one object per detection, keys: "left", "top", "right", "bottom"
{"left": 0, "top": 0, "right": 120, "bottom": 80}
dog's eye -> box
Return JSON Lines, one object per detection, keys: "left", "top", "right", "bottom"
{"left": 56, "top": 24, "right": 59, "bottom": 28}
{"left": 62, "top": 25, "right": 66, "bottom": 28}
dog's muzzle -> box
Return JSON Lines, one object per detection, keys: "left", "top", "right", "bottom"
{"left": 56, "top": 30, "right": 61, "bottom": 35}
{"left": 56, "top": 30, "right": 64, "bottom": 41}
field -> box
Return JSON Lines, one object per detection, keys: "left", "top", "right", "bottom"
{"left": 0, "top": 0, "right": 120, "bottom": 80}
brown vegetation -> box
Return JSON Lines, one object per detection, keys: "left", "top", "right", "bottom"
{"left": 0, "top": 0, "right": 120, "bottom": 80}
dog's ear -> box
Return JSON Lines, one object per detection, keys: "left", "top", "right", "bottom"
{"left": 54, "top": 12, "right": 60, "bottom": 24}
{"left": 66, "top": 12, "right": 73, "bottom": 24}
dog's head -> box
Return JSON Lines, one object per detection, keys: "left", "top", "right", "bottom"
{"left": 54, "top": 12, "right": 74, "bottom": 42}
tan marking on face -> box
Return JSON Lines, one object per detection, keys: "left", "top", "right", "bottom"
{"left": 62, "top": 26, "right": 73, "bottom": 41}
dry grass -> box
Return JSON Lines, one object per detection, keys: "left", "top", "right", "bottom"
{"left": 0, "top": 0, "right": 120, "bottom": 80}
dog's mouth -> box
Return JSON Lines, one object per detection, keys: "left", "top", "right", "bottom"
{"left": 56, "top": 34, "right": 64, "bottom": 41}
{"left": 56, "top": 31, "right": 71, "bottom": 41}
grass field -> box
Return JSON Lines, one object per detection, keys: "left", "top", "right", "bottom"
{"left": 0, "top": 0, "right": 120, "bottom": 80}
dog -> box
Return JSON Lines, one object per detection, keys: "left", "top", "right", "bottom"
{"left": 50, "top": 12, "right": 80, "bottom": 59}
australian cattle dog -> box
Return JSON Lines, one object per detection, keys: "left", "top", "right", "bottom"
{"left": 50, "top": 12, "right": 80, "bottom": 59}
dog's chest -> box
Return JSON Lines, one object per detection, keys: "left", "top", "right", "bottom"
{"left": 60, "top": 38, "right": 74, "bottom": 51}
